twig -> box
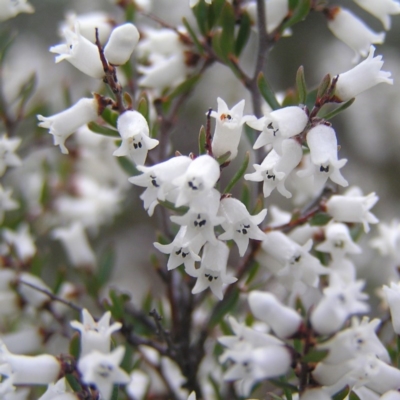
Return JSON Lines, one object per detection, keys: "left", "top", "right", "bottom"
{"left": 205, "top": 108, "right": 213, "bottom": 155}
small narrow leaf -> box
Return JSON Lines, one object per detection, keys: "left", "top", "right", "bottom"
{"left": 182, "top": 17, "right": 205, "bottom": 55}
{"left": 316, "top": 73, "right": 331, "bottom": 101}
{"left": 332, "top": 386, "right": 350, "bottom": 400}
{"left": 319, "top": 98, "right": 355, "bottom": 120}
{"left": 167, "top": 74, "right": 201, "bottom": 100}
{"left": 296, "top": 66, "right": 307, "bottom": 104}
{"left": 117, "top": 156, "right": 139, "bottom": 176}
{"left": 257, "top": 72, "right": 281, "bottom": 110}
{"left": 235, "top": 11, "right": 251, "bottom": 57}
{"left": 302, "top": 349, "right": 329, "bottom": 363}
{"left": 217, "top": 151, "right": 231, "bottom": 165}
{"left": 209, "top": 289, "right": 239, "bottom": 327}
{"left": 282, "top": 0, "right": 311, "bottom": 30}
{"left": 241, "top": 182, "right": 250, "bottom": 209}
{"left": 349, "top": 392, "right": 361, "bottom": 400}
{"left": 198, "top": 125, "right": 206, "bottom": 155}
{"left": 137, "top": 94, "right": 149, "bottom": 122}
{"left": 87, "top": 122, "right": 120, "bottom": 138}
{"left": 282, "top": 89, "right": 297, "bottom": 107}
{"left": 98, "top": 247, "right": 115, "bottom": 287}
{"left": 101, "top": 108, "right": 119, "bottom": 128}
{"left": 194, "top": 0, "right": 209, "bottom": 36}
{"left": 269, "top": 379, "right": 298, "bottom": 392}
{"left": 223, "top": 151, "right": 250, "bottom": 193}
{"left": 310, "top": 213, "right": 332, "bottom": 226}
{"left": 288, "top": 0, "right": 300, "bottom": 10}
{"left": 17, "top": 73, "right": 36, "bottom": 108}
{"left": 219, "top": 3, "right": 235, "bottom": 59}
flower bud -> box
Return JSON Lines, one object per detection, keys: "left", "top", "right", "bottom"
{"left": 248, "top": 291, "right": 302, "bottom": 338}
{"left": 0, "top": 0, "right": 34, "bottom": 22}
{"left": 104, "top": 23, "right": 140, "bottom": 65}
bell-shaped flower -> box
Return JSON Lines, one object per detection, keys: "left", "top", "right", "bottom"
{"left": 248, "top": 291, "right": 302, "bottom": 338}
{"left": 0, "top": 185, "right": 19, "bottom": 224}
{"left": 170, "top": 189, "right": 224, "bottom": 247}
{"left": 353, "top": 0, "right": 400, "bottom": 30}
{"left": 190, "top": 241, "right": 237, "bottom": 300}
{"left": 104, "top": 23, "right": 140, "bottom": 65}
{"left": 335, "top": 46, "right": 393, "bottom": 102}
{"left": 50, "top": 23, "right": 104, "bottom": 79}
{"left": 222, "top": 343, "right": 292, "bottom": 397}
{"left": 113, "top": 110, "right": 159, "bottom": 165}
{"left": 3, "top": 223, "right": 36, "bottom": 262}
{"left": 51, "top": 221, "right": 96, "bottom": 269}
{"left": 0, "top": 135, "right": 21, "bottom": 177}
{"left": 210, "top": 98, "right": 255, "bottom": 161}
{"left": 70, "top": 309, "right": 122, "bottom": 357}
{"left": 311, "top": 278, "right": 370, "bottom": 335}
{"left": 298, "top": 124, "right": 348, "bottom": 189}
{"left": 326, "top": 189, "right": 379, "bottom": 232}
{"left": 247, "top": 106, "right": 308, "bottom": 153}
{"left": 126, "top": 370, "right": 149, "bottom": 400}
{"left": 245, "top": 139, "right": 302, "bottom": 198}
{"left": 381, "top": 390, "right": 400, "bottom": 400}
{"left": 37, "top": 97, "right": 100, "bottom": 154}
{"left": 370, "top": 220, "right": 400, "bottom": 262}
{"left": 172, "top": 154, "right": 220, "bottom": 208}
{"left": 78, "top": 346, "right": 130, "bottom": 400}
{"left": 245, "top": 0, "right": 289, "bottom": 34}
{"left": 316, "top": 222, "right": 362, "bottom": 261}
{"left": 218, "top": 197, "right": 267, "bottom": 256}
{"left": 153, "top": 226, "right": 202, "bottom": 273}
{"left": 382, "top": 281, "right": 400, "bottom": 335}
{"left": 0, "top": 0, "right": 34, "bottom": 22}
{"left": 0, "top": 340, "right": 60, "bottom": 385}
{"left": 128, "top": 156, "right": 192, "bottom": 216}
{"left": 326, "top": 7, "right": 385, "bottom": 63}
{"left": 60, "top": 11, "right": 113, "bottom": 44}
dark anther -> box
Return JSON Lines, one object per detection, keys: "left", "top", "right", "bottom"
{"left": 320, "top": 165, "right": 329, "bottom": 173}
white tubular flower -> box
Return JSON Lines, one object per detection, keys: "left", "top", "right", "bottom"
{"left": 247, "top": 106, "right": 308, "bottom": 152}
{"left": 335, "top": 46, "right": 393, "bottom": 102}
{"left": 37, "top": 97, "right": 99, "bottom": 154}
{"left": 223, "top": 344, "right": 292, "bottom": 397}
{"left": 70, "top": 309, "right": 122, "bottom": 357}
{"left": 104, "top": 23, "right": 140, "bottom": 65}
{"left": 3, "top": 224, "right": 36, "bottom": 262}
{"left": 381, "top": 391, "right": 400, "bottom": 400}
{"left": 0, "top": 0, "right": 34, "bottom": 22}
{"left": 153, "top": 226, "right": 202, "bottom": 273}
{"left": 245, "top": 139, "right": 302, "bottom": 198}
{"left": 78, "top": 347, "right": 130, "bottom": 400}
{"left": 39, "top": 378, "right": 78, "bottom": 400}
{"left": 299, "top": 124, "right": 348, "bottom": 188}
{"left": 370, "top": 220, "right": 400, "bottom": 261}
{"left": 326, "top": 7, "right": 385, "bottom": 63}
{"left": 172, "top": 155, "right": 220, "bottom": 208}
{"left": 248, "top": 291, "right": 302, "bottom": 338}
{"left": 245, "top": 0, "right": 289, "bottom": 34}
{"left": 191, "top": 241, "right": 237, "bottom": 300}
{"left": 0, "top": 340, "right": 60, "bottom": 385}
{"left": 382, "top": 282, "right": 400, "bottom": 335}
{"left": 210, "top": 98, "right": 255, "bottom": 161}
{"left": 51, "top": 221, "right": 96, "bottom": 269}
{"left": 353, "top": 0, "right": 400, "bottom": 30}
{"left": 60, "top": 12, "right": 113, "bottom": 44}
{"left": 326, "top": 190, "right": 379, "bottom": 233}
{"left": 316, "top": 223, "right": 361, "bottom": 261}
{"left": 218, "top": 197, "right": 267, "bottom": 256}
{"left": 128, "top": 155, "right": 192, "bottom": 216}
{"left": 310, "top": 279, "right": 369, "bottom": 335}
{"left": 126, "top": 370, "right": 149, "bottom": 400}
{"left": 0, "top": 185, "right": 18, "bottom": 224}
{"left": 113, "top": 110, "right": 159, "bottom": 166}
{"left": 50, "top": 23, "right": 104, "bottom": 79}
{"left": 0, "top": 135, "right": 21, "bottom": 177}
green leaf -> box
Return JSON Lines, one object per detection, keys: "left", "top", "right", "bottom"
{"left": 0, "top": 29, "right": 17, "bottom": 64}
{"left": 108, "top": 289, "right": 131, "bottom": 320}
{"left": 310, "top": 213, "right": 332, "bottom": 226}
{"left": 219, "top": 3, "right": 235, "bottom": 59}
{"left": 316, "top": 73, "right": 331, "bottom": 102}
{"left": 269, "top": 379, "right": 298, "bottom": 392}
{"left": 117, "top": 156, "right": 139, "bottom": 176}
{"left": 98, "top": 246, "right": 115, "bottom": 287}
{"left": 282, "top": 0, "right": 311, "bottom": 30}
{"left": 208, "top": 375, "right": 224, "bottom": 400}
{"left": 288, "top": 0, "right": 300, "bottom": 10}
{"left": 88, "top": 122, "right": 119, "bottom": 138}
{"left": 110, "top": 385, "right": 119, "bottom": 400}
{"left": 235, "top": 12, "right": 251, "bottom": 57}
{"left": 257, "top": 72, "right": 281, "bottom": 110}
{"left": 101, "top": 108, "right": 119, "bottom": 128}
{"left": 245, "top": 261, "right": 260, "bottom": 285}
{"left": 217, "top": 151, "right": 231, "bottom": 165}
{"left": 193, "top": 0, "right": 209, "bottom": 36}
{"left": 167, "top": 74, "right": 201, "bottom": 100}
{"left": 296, "top": 66, "right": 307, "bottom": 104}
{"left": 210, "top": 0, "right": 226, "bottom": 28}
{"left": 241, "top": 182, "right": 250, "bottom": 209}
{"left": 282, "top": 89, "right": 298, "bottom": 107}
{"left": 182, "top": 17, "right": 205, "bottom": 55}
{"left": 319, "top": 98, "right": 355, "bottom": 120}
{"left": 65, "top": 374, "right": 81, "bottom": 392}
{"left": 209, "top": 289, "right": 239, "bottom": 328}
{"left": 137, "top": 94, "right": 149, "bottom": 122}
{"left": 332, "top": 386, "right": 350, "bottom": 400}
{"left": 302, "top": 349, "right": 328, "bottom": 363}
{"left": 223, "top": 152, "right": 250, "bottom": 193}
{"left": 349, "top": 392, "right": 361, "bottom": 400}
{"left": 17, "top": 72, "right": 36, "bottom": 110}
{"left": 69, "top": 333, "right": 80, "bottom": 359}
{"left": 198, "top": 125, "right": 207, "bottom": 155}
